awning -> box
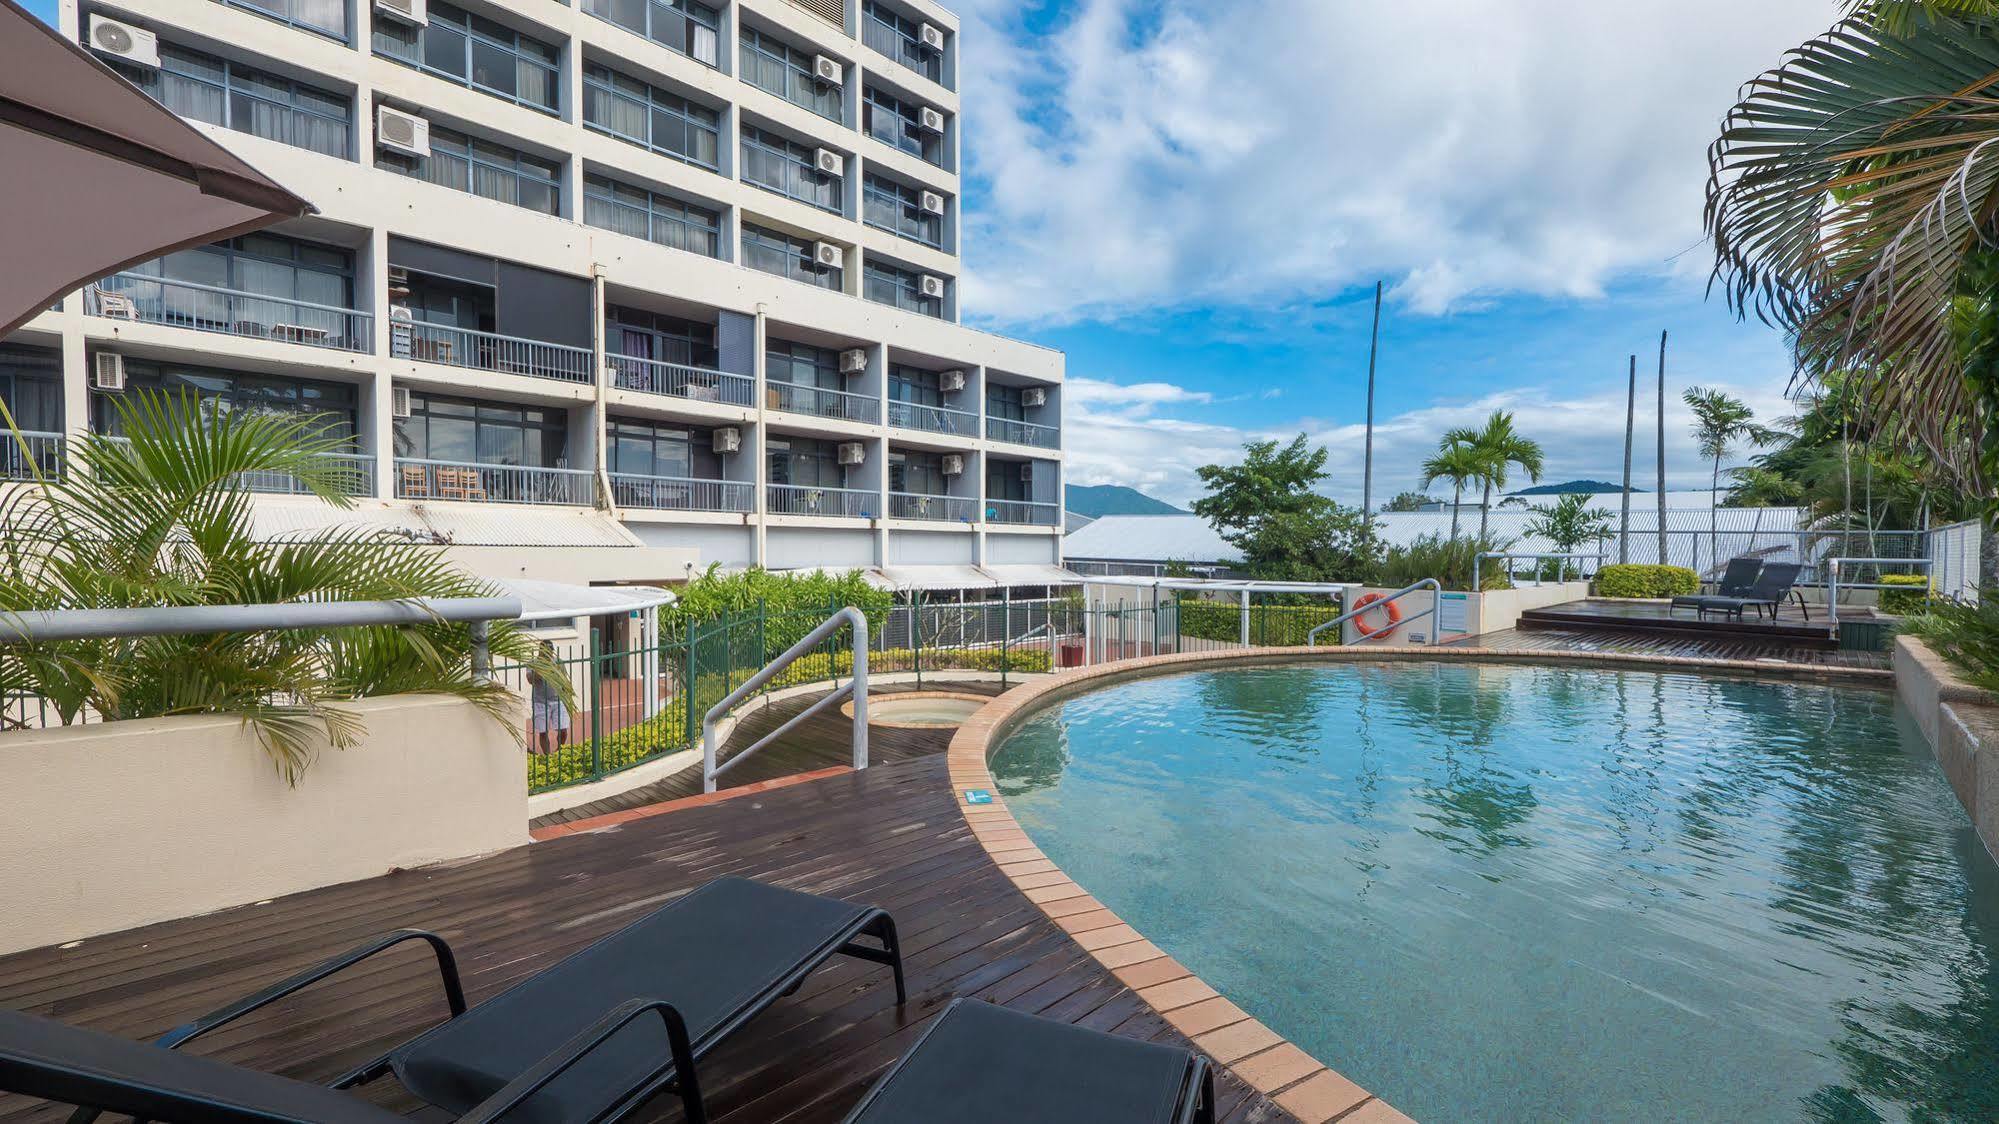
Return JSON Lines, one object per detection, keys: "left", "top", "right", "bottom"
{"left": 494, "top": 579, "right": 675, "bottom": 623}
{"left": 250, "top": 498, "right": 642, "bottom": 548}
{"left": 0, "top": 0, "right": 313, "bottom": 336}
{"left": 852, "top": 564, "right": 1085, "bottom": 592}
{"left": 979, "top": 564, "right": 1085, "bottom": 587}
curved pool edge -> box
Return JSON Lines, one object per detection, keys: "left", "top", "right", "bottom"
{"left": 944, "top": 645, "right": 1892, "bottom": 1124}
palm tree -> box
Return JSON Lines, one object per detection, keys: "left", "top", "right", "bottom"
{"left": 1465, "top": 411, "right": 1544, "bottom": 541}
{"left": 0, "top": 392, "right": 562, "bottom": 781}
{"left": 1683, "top": 387, "right": 1779, "bottom": 566}
{"left": 1420, "top": 432, "right": 1482, "bottom": 541}
{"left": 1524, "top": 492, "right": 1616, "bottom": 554}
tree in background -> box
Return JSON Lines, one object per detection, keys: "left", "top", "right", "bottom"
{"left": 1420, "top": 431, "right": 1483, "bottom": 541}
{"left": 1683, "top": 387, "right": 1779, "bottom": 563}
{"left": 1524, "top": 493, "right": 1615, "bottom": 554}
{"left": 1465, "top": 411, "right": 1544, "bottom": 541}
{"left": 1380, "top": 491, "right": 1431, "bottom": 513}
{"left": 1192, "top": 435, "right": 1375, "bottom": 581}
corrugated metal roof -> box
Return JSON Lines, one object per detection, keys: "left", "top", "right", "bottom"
{"left": 497, "top": 579, "right": 675, "bottom": 621}
{"left": 250, "top": 499, "right": 643, "bottom": 548}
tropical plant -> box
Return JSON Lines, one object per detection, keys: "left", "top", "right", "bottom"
{"left": 661, "top": 565, "right": 893, "bottom": 638}
{"left": 1904, "top": 595, "right": 1999, "bottom": 694}
{"left": 0, "top": 392, "right": 560, "bottom": 781}
{"left": 1369, "top": 532, "right": 1515, "bottom": 592}
{"left": 1523, "top": 493, "right": 1615, "bottom": 553}
{"left": 1463, "top": 412, "right": 1544, "bottom": 541}
{"left": 1193, "top": 435, "right": 1377, "bottom": 581}
{"left": 1420, "top": 432, "right": 1483, "bottom": 541}
{"left": 1380, "top": 490, "right": 1431, "bottom": 513}
{"left": 1595, "top": 564, "right": 1700, "bottom": 599}
{"left": 1683, "top": 387, "right": 1779, "bottom": 563}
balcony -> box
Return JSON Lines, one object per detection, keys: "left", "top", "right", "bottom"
{"left": 237, "top": 452, "right": 374, "bottom": 496}
{"left": 987, "top": 499, "right": 1061, "bottom": 526}
{"left": 609, "top": 473, "right": 752, "bottom": 513}
{"left": 890, "top": 491, "right": 973, "bottom": 522}
{"left": 768, "top": 483, "right": 875, "bottom": 518}
{"left": 609, "top": 354, "right": 754, "bottom": 407}
{"left": 395, "top": 323, "right": 592, "bottom": 384}
{"left": 88, "top": 275, "right": 372, "bottom": 353}
{"left": 1, "top": 432, "right": 63, "bottom": 481}
{"left": 986, "top": 417, "right": 1059, "bottom": 449}
{"left": 767, "top": 382, "right": 881, "bottom": 424}
{"left": 887, "top": 400, "right": 976, "bottom": 437}
{"left": 395, "top": 459, "right": 594, "bottom": 505}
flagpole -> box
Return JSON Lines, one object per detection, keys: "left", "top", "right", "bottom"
{"left": 1620, "top": 354, "right": 1635, "bottom": 564}
{"left": 1656, "top": 330, "right": 1669, "bottom": 566}
{"left": 1361, "top": 281, "right": 1382, "bottom": 536}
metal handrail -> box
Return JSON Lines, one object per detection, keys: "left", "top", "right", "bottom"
{"left": 768, "top": 483, "right": 877, "bottom": 518}
{"left": 395, "top": 458, "right": 595, "bottom": 506}
{"left": 890, "top": 491, "right": 973, "bottom": 522}
{"left": 607, "top": 353, "right": 755, "bottom": 405}
{"left": 887, "top": 400, "right": 977, "bottom": 435}
{"left": 767, "top": 381, "right": 881, "bottom": 423}
{"left": 986, "top": 499, "right": 1061, "bottom": 526}
{"left": 986, "top": 417, "right": 1060, "bottom": 448}
{"left": 607, "top": 472, "right": 753, "bottom": 513}
{"left": 702, "top": 607, "right": 868, "bottom": 793}
{"left": 92, "top": 273, "right": 373, "bottom": 352}
{"left": 1826, "top": 556, "right": 1934, "bottom": 634}
{"left": 1307, "top": 579, "right": 1441, "bottom": 645}
{"left": 395, "top": 321, "right": 593, "bottom": 383}
{"left": 1472, "top": 551, "right": 1607, "bottom": 591}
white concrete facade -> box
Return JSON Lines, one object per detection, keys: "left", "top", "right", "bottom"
{"left": 15, "top": 0, "right": 1063, "bottom": 589}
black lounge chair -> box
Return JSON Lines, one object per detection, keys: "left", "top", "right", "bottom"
{"left": 1671, "top": 556, "right": 1761, "bottom": 614}
{"left": 1684, "top": 560, "right": 1808, "bottom": 622}
{"left": 841, "top": 998, "right": 1217, "bottom": 1124}
{"left": 4, "top": 877, "right": 904, "bottom": 1124}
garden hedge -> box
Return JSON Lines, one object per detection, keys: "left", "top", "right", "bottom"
{"left": 1595, "top": 564, "right": 1699, "bottom": 599}
{"left": 1877, "top": 574, "right": 1933, "bottom": 615}
{"left": 1177, "top": 600, "right": 1343, "bottom": 646}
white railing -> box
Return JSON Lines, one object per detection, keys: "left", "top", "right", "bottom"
{"left": 703, "top": 607, "right": 868, "bottom": 793}
{"left": 609, "top": 472, "right": 752, "bottom": 512}
{"left": 608, "top": 353, "right": 754, "bottom": 406}
{"left": 394, "top": 458, "right": 594, "bottom": 506}
{"left": 1, "top": 432, "right": 63, "bottom": 480}
{"left": 1827, "top": 557, "right": 1935, "bottom": 635}
{"left": 1929, "top": 519, "right": 1981, "bottom": 603}
{"left": 890, "top": 491, "right": 973, "bottom": 522}
{"left": 235, "top": 452, "right": 373, "bottom": 496}
{"left": 394, "top": 321, "right": 592, "bottom": 384}
{"left": 986, "top": 416, "right": 1060, "bottom": 449}
{"left": 987, "top": 499, "right": 1061, "bottom": 526}
{"left": 90, "top": 274, "right": 372, "bottom": 353}
{"left": 1308, "top": 579, "right": 1444, "bottom": 645}
{"left": 767, "top": 382, "right": 881, "bottom": 423}
{"left": 888, "top": 400, "right": 977, "bottom": 436}
{"left": 768, "top": 483, "right": 876, "bottom": 518}
{"left": 1472, "top": 551, "right": 1607, "bottom": 590}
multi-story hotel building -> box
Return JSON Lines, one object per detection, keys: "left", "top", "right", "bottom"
{"left": 7, "top": 0, "right": 1065, "bottom": 592}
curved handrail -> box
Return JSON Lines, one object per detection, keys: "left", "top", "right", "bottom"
{"left": 701, "top": 607, "right": 869, "bottom": 793}
{"left": 1307, "top": 579, "right": 1441, "bottom": 646}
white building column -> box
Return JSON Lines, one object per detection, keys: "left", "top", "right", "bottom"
{"left": 365, "top": 227, "right": 395, "bottom": 501}
{"left": 752, "top": 302, "right": 769, "bottom": 568}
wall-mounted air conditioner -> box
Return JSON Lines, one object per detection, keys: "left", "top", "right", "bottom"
{"left": 92, "top": 352, "right": 127, "bottom": 392}
{"left": 918, "top": 22, "right": 946, "bottom": 51}
{"left": 918, "top": 107, "right": 946, "bottom": 133}
{"left": 941, "top": 454, "right": 965, "bottom": 476}
{"left": 839, "top": 348, "right": 869, "bottom": 373}
{"left": 712, "top": 427, "right": 742, "bottom": 454}
{"left": 376, "top": 106, "right": 431, "bottom": 158}
{"left": 1019, "top": 463, "right": 1035, "bottom": 482}
{"left": 813, "top": 55, "right": 844, "bottom": 85}
{"left": 919, "top": 190, "right": 947, "bottom": 215}
{"left": 374, "top": 0, "right": 428, "bottom": 26}
{"left": 1022, "top": 386, "right": 1048, "bottom": 408}
{"left": 939, "top": 369, "right": 966, "bottom": 393}
{"left": 87, "top": 16, "right": 159, "bottom": 69}
{"left": 837, "top": 442, "right": 867, "bottom": 465}
{"left": 814, "top": 148, "right": 846, "bottom": 177}
{"left": 919, "top": 274, "right": 947, "bottom": 299}
{"left": 391, "top": 386, "right": 413, "bottom": 418}
{"left": 815, "top": 242, "right": 846, "bottom": 270}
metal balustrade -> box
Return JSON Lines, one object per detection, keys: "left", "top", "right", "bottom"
{"left": 890, "top": 491, "right": 973, "bottom": 522}
{"left": 1, "top": 432, "right": 63, "bottom": 480}
{"left": 766, "top": 382, "right": 881, "bottom": 423}
{"left": 986, "top": 499, "right": 1061, "bottom": 526}
{"left": 607, "top": 354, "right": 754, "bottom": 405}
{"left": 89, "top": 274, "right": 372, "bottom": 353}
{"left": 985, "top": 416, "right": 1060, "bottom": 449}
{"left": 608, "top": 472, "right": 752, "bottom": 512}
{"left": 394, "top": 321, "right": 592, "bottom": 383}
{"left": 887, "top": 400, "right": 976, "bottom": 436}
{"left": 235, "top": 452, "right": 374, "bottom": 496}
{"left": 395, "top": 458, "right": 594, "bottom": 506}
{"left": 768, "top": 483, "right": 876, "bottom": 518}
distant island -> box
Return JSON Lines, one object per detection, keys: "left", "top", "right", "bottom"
{"left": 1065, "top": 484, "right": 1186, "bottom": 517}
{"left": 1507, "top": 479, "right": 1646, "bottom": 497}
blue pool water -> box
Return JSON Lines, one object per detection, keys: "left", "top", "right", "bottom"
{"left": 987, "top": 662, "right": 1999, "bottom": 1122}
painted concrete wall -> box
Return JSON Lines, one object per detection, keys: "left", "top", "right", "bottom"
{"left": 0, "top": 694, "right": 527, "bottom": 955}
{"left": 1895, "top": 636, "right": 1999, "bottom": 865}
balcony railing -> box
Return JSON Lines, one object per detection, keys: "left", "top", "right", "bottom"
{"left": 609, "top": 472, "right": 752, "bottom": 513}
{"left": 987, "top": 499, "right": 1061, "bottom": 526}
{"left": 767, "top": 382, "right": 881, "bottom": 424}
{"left": 89, "top": 274, "right": 372, "bottom": 353}
{"left": 394, "top": 321, "right": 592, "bottom": 384}
{"left": 768, "top": 483, "right": 876, "bottom": 518}
{"left": 986, "top": 416, "right": 1060, "bottom": 449}
{"left": 237, "top": 452, "right": 373, "bottom": 496}
{"left": 395, "top": 458, "right": 594, "bottom": 506}
{"left": 890, "top": 491, "right": 973, "bottom": 522}
{"left": 1, "top": 432, "right": 63, "bottom": 481}
{"left": 887, "top": 400, "right": 976, "bottom": 437}
{"left": 608, "top": 354, "right": 754, "bottom": 406}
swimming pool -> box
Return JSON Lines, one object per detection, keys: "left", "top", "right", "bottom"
{"left": 987, "top": 661, "right": 1999, "bottom": 1122}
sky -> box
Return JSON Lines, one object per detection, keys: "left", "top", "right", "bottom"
{"left": 26, "top": 0, "right": 1847, "bottom": 508}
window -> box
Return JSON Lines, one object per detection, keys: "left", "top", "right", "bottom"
{"left": 862, "top": 1, "right": 944, "bottom": 84}
{"left": 741, "top": 126, "right": 843, "bottom": 214}
{"left": 582, "top": 0, "right": 719, "bottom": 66}
{"left": 376, "top": 124, "right": 561, "bottom": 214}
{"left": 766, "top": 340, "right": 842, "bottom": 389}
{"left": 115, "top": 43, "right": 350, "bottom": 158}
{"left": 92, "top": 360, "right": 357, "bottom": 444}
{"left": 742, "top": 223, "right": 842, "bottom": 291}
{"left": 608, "top": 306, "right": 718, "bottom": 368}
{"left": 765, "top": 436, "right": 846, "bottom": 488}
{"left": 739, "top": 26, "right": 842, "bottom": 122}
{"left": 608, "top": 417, "right": 695, "bottom": 479}
{"left": 862, "top": 86, "right": 943, "bottom": 166}
{"left": 215, "top": 0, "right": 347, "bottom": 42}
{"left": 131, "top": 233, "right": 354, "bottom": 308}
{"left": 0, "top": 344, "right": 63, "bottom": 434}
{"left": 888, "top": 365, "right": 941, "bottom": 408}
{"left": 865, "top": 259, "right": 943, "bottom": 318}
{"left": 986, "top": 460, "right": 1031, "bottom": 502}
{"left": 585, "top": 177, "right": 723, "bottom": 258}
{"left": 987, "top": 383, "right": 1025, "bottom": 421}
{"left": 863, "top": 174, "right": 943, "bottom": 248}
{"left": 582, "top": 66, "right": 720, "bottom": 170}
{"left": 373, "top": 2, "right": 559, "bottom": 113}
{"left": 395, "top": 393, "right": 567, "bottom": 467}
{"left": 889, "top": 450, "right": 945, "bottom": 495}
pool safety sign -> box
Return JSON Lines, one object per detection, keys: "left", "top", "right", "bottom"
{"left": 964, "top": 789, "right": 994, "bottom": 805}
{"left": 1438, "top": 592, "right": 1469, "bottom": 636}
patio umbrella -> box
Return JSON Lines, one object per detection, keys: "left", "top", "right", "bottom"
{"left": 0, "top": 0, "right": 312, "bottom": 338}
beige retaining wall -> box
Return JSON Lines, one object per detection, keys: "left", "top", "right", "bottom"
{"left": 1894, "top": 636, "right": 1999, "bottom": 864}
{"left": 0, "top": 693, "right": 528, "bottom": 955}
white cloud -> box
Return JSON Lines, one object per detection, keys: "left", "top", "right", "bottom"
{"left": 952, "top": 0, "right": 1839, "bottom": 325}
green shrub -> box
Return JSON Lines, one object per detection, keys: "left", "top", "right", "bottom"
{"left": 1370, "top": 533, "right": 1514, "bottom": 592}
{"left": 1904, "top": 598, "right": 1999, "bottom": 696}
{"left": 1595, "top": 564, "right": 1699, "bottom": 598}
{"left": 1177, "top": 600, "right": 1342, "bottom": 646}
{"left": 1877, "top": 574, "right": 1933, "bottom": 615}
{"left": 662, "top": 565, "right": 895, "bottom": 651}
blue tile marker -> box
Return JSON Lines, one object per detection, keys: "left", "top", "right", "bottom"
{"left": 963, "top": 789, "right": 993, "bottom": 805}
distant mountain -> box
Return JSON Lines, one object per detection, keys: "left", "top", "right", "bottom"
{"left": 1065, "top": 484, "right": 1186, "bottom": 517}
{"left": 1507, "top": 479, "right": 1645, "bottom": 497}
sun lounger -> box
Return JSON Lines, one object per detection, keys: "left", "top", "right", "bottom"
{"left": 1682, "top": 560, "right": 1807, "bottom": 621}
{"left": 1671, "top": 556, "right": 1761, "bottom": 614}
{"left": 841, "top": 998, "right": 1217, "bottom": 1124}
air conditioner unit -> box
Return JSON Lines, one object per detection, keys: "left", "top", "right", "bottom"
{"left": 376, "top": 106, "right": 431, "bottom": 158}
{"left": 918, "top": 106, "right": 946, "bottom": 133}
{"left": 712, "top": 426, "right": 742, "bottom": 454}
{"left": 373, "top": 0, "right": 428, "bottom": 26}
{"left": 91, "top": 352, "right": 127, "bottom": 392}
{"left": 939, "top": 369, "right": 966, "bottom": 393}
{"left": 839, "top": 348, "right": 869, "bottom": 373}
{"left": 918, "top": 274, "right": 947, "bottom": 299}
{"left": 836, "top": 442, "right": 867, "bottom": 465}
{"left": 919, "top": 190, "right": 946, "bottom": 215}
{"left": 87, "top": 15, "right": 159, "bottom": 69}
{"left": 1022, "top": 386, "right": 1048, "bottom": 408}
{"left": 813, "top": 148, "right": 845, "bottom": 178}
{"left": 1019, "top": 463, "right": 1034, "bottom": 482}
{"left": 813, "top": 55, "right": 844, "bottom": 85}
{"left": 815, "top": 242, "right": 846, "bottom": 271}
{"left": 918, "top": 22, "right": 945, "bottom": 51}
{"left": 941, "top": 454, "right": 964, "bottom": 477}
{"left": 391, "top": 386, "right": 413, "bottom": 418}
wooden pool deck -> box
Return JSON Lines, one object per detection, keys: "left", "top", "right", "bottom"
{"left": 1448, "top": 623, "right": 1889, "bottom": 670}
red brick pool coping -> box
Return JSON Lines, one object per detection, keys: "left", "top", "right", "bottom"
{"left": 945, "top": 645, "right": 1889, "bottom": 1123}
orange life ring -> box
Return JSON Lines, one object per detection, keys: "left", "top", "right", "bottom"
{"left": 1350, "top": 592, "right": 1403, "bottom": 639}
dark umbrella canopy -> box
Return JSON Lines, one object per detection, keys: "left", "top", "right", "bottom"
{"left": 0, "top": 0, "right": 312, "bottom": 338}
